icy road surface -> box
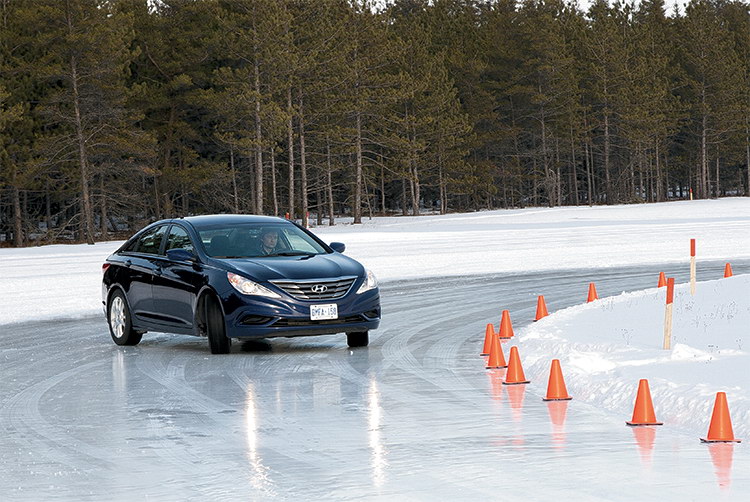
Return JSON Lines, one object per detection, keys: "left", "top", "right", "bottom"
{"left": 2, "top": 262, "right": 749, "bottom": 501}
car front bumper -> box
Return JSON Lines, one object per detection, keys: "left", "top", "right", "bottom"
{"left": 221, "top": 288, "right": 381, "bottom": 339}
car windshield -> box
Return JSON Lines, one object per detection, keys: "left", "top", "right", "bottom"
{"left": 196, "top": 222, "right": 327, "bottom": 259}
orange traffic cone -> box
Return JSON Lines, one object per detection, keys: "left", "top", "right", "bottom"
{"left": 485, "top": 330, "right": 507, "bottom": 369}
{"left": 543, "top": 359, "right": 572, "bottom": 401}
{"left": 657, "top": 272, "right": 667, "bottom": 288}
{"left": 587, "top": 282, "right": 599, "bottom": 302}
{"left": 481, "top": 323, "right": 495, "bottom": 356}
{"left": 724, "top": 263, "right": 733, "bottom": 278}
{"left": 503, "top": 346, "right": 530, "bottom": 385}
{"left": 701, "top": 392, "right": 741, "bottom": 443}
{"left": 626, "top": 379, "right": 663, "bottom": 426}
{"left": 535, "top": 295, "right": 549, "bottom": 321}
{"left": 499, "top": 310, "right": 515, "bottom": 339}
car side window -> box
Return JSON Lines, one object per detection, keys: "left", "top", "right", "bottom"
{"left": 134, "top": 225, "right": 168, "bottom": 255}
{"left": 165, "top": 225, "right": 194, "bottom": 253}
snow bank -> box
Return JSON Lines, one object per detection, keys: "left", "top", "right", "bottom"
{"left": 520, "top": 274, "right": 750, "bottom": 438}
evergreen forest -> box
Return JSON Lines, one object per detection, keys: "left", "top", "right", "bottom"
{"left": 2, "top": 0, "right": 750, "bottom": 246}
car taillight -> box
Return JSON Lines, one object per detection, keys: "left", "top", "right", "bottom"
{"left": 102, "top": 263, "right": 110, "bottom": 274}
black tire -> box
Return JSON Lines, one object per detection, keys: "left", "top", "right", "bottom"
{"left": 107, "top": 290, "right": 143, "bottom": 346}
{"left": 346, "top": 331, "right": 369, "bottom": 348}
{"left": 206, "top": 296, "right": 231, "bottom": 354}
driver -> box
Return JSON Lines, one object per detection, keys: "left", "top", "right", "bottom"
{"left": 258, "top": 228, "right": 281, "bottom": 255}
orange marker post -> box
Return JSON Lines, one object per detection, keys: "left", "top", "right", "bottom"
{"left": 586, "top": 282, "right": 598, "bottom": 303}
{"left": 485, "top": 331, "right": 507, "bottom": 369}
{"left": 690, "top": 238, "right": 696, "bottom": 296}
{"left": 701, "top": 392, "right": 741, "bottom": 443}
{"left": 503, "top": 346, "right": 530, "bottom": 385}
{"left": 535, "top": 295, "right": 549, "bottom": 321}
{"left": 663, "top": 277, "right": 675, "bottom": 350}
{"left": 657, "top": 272, "right": 667, "bottom": 288}
{"left": 499, "top": 310, "right": 515, "bottom": 339}
{"left": 481, "top": 323, "right": 495, "bottom": 356}
{"left": 626, "top": 379, "right": 663, "bottom": 426}
{"left": 724, "top": 263, "right": 733, "bottom": 278}
{"left": 543, "top": 359, "right": 572, "bottom": 401}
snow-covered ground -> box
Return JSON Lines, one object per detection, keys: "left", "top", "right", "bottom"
{"left": 521, "top": 274, "right": 750, "bottom": 439}
{"left": 1, "top": 198, "right": 749, "bottom": 441}
{"left": 2, "top": 198, "right": 749, "bottom": 326}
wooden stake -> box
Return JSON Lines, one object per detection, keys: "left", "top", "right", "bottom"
{"left": 663, "top": 303, "right": 674, "bottom": 350}
{"left": 663, "top": 278, "right": 675, "bottom": 350}
{"left": 690, "top": 257, "right": 696, "bottom": 295}
{"left": 690, "top": 239, "right": 696, "bottom": 296}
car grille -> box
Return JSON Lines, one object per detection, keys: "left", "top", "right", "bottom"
{"left": 270, "top": 276, "right": 357, "bottom": 301}
{"left": 272, "top": 315, "right": 366, "bottom": 327}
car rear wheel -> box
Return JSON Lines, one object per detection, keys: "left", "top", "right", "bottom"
{"left": 108, "top": 290, "right": 143, "bottom": 346}
{"left": 346, "top": 331, "right": 369, "bottom": 348}
{"left": 206, "top": 296, "right": 231, "bottom": 354}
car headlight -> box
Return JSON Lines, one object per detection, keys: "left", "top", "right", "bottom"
{"left": 356, "top": 269, "right": 378, "bottom": 294}
{"left": 227, "top": 272, "right": 281, "bottom": 298}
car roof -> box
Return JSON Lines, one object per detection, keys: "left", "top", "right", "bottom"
{"left": 168, "top": 214, "right": 289, "bottom": 230}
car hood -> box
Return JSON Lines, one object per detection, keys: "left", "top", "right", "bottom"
{"left": 221, "top": 253, "right": 365, "bottom": 282}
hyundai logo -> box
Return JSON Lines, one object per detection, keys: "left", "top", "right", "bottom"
{"left": 311, "top": 284, "right": 328, "bottom": 293}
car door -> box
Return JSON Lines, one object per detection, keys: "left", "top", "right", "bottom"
{"left": 151, "top": 224, "right": 203, "bottom": 329}
{"left": 121, "top": 224, "right": 168, "bottom": 321}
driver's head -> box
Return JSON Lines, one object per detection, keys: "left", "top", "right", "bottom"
{"left": 260, "top": 228, "right": 279, "bottom": 248}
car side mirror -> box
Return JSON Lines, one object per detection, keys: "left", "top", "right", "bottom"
{"left": 329, "top": 242, "right": 346, "bottom": 253}
{"left": 167, "top": 248, "right": 197, "bottom": 262}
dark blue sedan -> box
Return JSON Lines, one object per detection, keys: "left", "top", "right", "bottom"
{"left": 102, "top": 215, "right": 380, "bottom": 353}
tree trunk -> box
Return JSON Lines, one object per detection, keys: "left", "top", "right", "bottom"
{"left": 230, "top": 145, "right": 238, "bottom": 213}
{"left": 603, "top": 110, "right": 612, "bottom": 204}
{"left": 326, "top": 137, "right": 334, "bottom": 226}
{"left": 254, "top": 55, "right": 263, "bottom": 214}
{"left": 570, "top": 127, "right": 579, "bottom": 206}
{"left": 655, "top": 140, "right": 663, "bottom": 202}
{"left": 287, "top": 88, "right": 295, "bottom": 219}
{"left": 354, "top": 111, "right": 363, "bottom": 224}
{"left": 69, "top": 53, "right": 95, "bottom": 244}
{"left": 100, "top": 176, "right": 109, "bottom": 240}
{"left": 270, "top": 147, "right": 279, "bottom": 216}
{"left": 585, "top": 140, "right": 593, "bottom": 206}
{"left": 401, "top": 178, "right": 408, "bottom": 216}
{"left": 298, "top": 92, "right": 308, "bottom": 227}
{"left": 700, "top": 85, "right": 708, "bottom": 199}
{"left": 12, "top": 185, "right": 22, "bottom": 247}
{"left": 715, "top": 147, "right": 720, "bottom": 197}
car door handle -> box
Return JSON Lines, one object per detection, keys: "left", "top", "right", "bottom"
{"left": 154, "top": 267, "right": 162, "bottom": 276}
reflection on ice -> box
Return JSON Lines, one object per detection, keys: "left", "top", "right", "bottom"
{"left": 368, "top": 378, "right": 387, "bottom": 487}
{"left": 546, "top": 401, "right": 568, "bottom": 449}
{"left": 112, "top": 350, "right": 126, "bottom": 393}
{"left": 631, "top": 426, "right": 656, "bottom": 466}
{"left": 506, "top": 384, "right": 526, "bottom": 423}
{"left": 708, "top": 443, "right": 734, "bottom": 491}
{"left": 244, "top": 383, "right": 276, "bottom": 496}
{"left": 487, "top": 369, "right": 505, "bottom": 403}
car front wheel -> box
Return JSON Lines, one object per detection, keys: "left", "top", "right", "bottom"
{"left": 346, "top": 331, "right": 369, "bottom": 348}
{"left": 205, "top": 296, "right": 231, "bottom": 354}
{"left": 108, "top": 290, "right": 143, "bottom": 346}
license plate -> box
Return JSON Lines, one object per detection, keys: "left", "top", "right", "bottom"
{"left": 310, "top": 303, "right": 338, "bottom": 320}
